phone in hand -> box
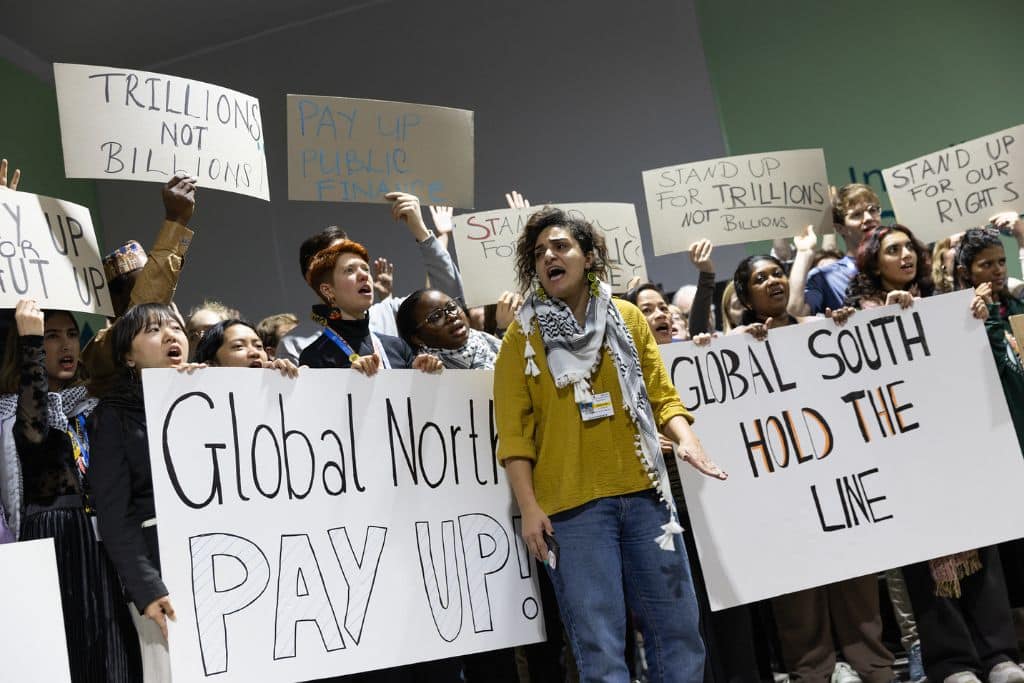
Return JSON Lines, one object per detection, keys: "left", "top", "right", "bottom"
{"left": 543, "top": 531, "right": 559, "bottom": 570}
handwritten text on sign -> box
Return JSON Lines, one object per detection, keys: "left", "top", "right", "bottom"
{"left": 661, "top": 291, "right": 1024, "bottom": 610}
{"left": 452, "top": 203, "right": 647, "bottom": 307}
{"left": 53, "top": 63, "right": 269, "bottom": 200}
{"left": 0, "top": 187, "right": 112, "bottom": 315}
{"left": 144, "top": 369, "right": 544, "bottom": 682}
{"left": 287, "top": 95, "right": 475, "bottom": 207}
{"left": 883, "top": 124, "right": 1023, "bottom": 241}
{"left": 643, "top": 149, "right": 830, "bottom": 254}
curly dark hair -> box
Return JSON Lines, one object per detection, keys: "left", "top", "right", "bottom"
{"left": 844, "top": 225, "right": 933, "bottom": 308}
{"left": 954, "top": 228, "right": 1004, "bottom": 288}
{"left": 622, "top": 282, "right": 668, "bottom": 307}
{"left": 733, "top": 254, "right": 787, "bottom": 325}
{"left": 513, "top": 207, "right": 610, "bottom": 294}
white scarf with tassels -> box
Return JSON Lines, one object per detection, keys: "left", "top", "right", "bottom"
{"left": 517, "top": 280, "right": 683, "bottom": 550}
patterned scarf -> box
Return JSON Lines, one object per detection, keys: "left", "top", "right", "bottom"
{"left": 930, "top": 551, "right": 982, "bottom": 598}
{"left": 421, "top": 330, "right": 501, "bottom": 370}
{"left": 0, "top": 385, "right": 96, "bottom": 542}
{"left": 517, "top": 280, "right": 682, "bottom": 550}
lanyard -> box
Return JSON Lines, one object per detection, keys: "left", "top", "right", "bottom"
{"left": 68, "top": 413, "right": 90, "bottom": 475}
{"left": 319, "top": 323, "right": 392, "bottom": 369}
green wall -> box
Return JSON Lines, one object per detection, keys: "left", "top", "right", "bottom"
{"left": 0, "top": 58, "right": 104, "bottom": 334}
{"left": 697, "top": 0, "right": 1024, "bottom": 270}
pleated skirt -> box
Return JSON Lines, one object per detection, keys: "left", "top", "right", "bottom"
{"left": 22, "top": 505, "right": 143, "bottom": 683}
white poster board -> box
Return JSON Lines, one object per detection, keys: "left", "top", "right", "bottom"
{"left": 287, "top": 95, "right": 475, "bottom": 208}
{"left": 0, "top": 186, "right": 113, "bottom": 315}
{"left": 54, "top": 63, "right": 269, "bottom": 200}
{"left": 452, "top": 203, "right": 647, "bottom": 307}
{"left": 643, "top": 149, "right": 831, "bottom": 253}
{"left": 883, "top": 124, "right": 1024, "bottom": 241}
{"left": 661, "top": 291, "right": 1024, "bottom": 610}
{"left": 0, "top": 539, "right": 72, "bottom": 683}
{"left": 144, "top": 368, "right": 545, "bottom": 682}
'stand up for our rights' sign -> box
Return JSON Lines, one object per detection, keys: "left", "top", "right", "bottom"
{"left": 144, "top": 369, "right": 544, "bottom": 682}
{"left": 642, "top": 149, "right": 830, "bottom": 254}
{"left": 452, "top": 203, "right": 647, "bottom": 308}
{"left": 287, "top": 95, "right": 475, "bottom": 208}
{"left": 54, "top": 63, "right": 269, "bottom": 200}
{"left": 662, "top": 291, "right": 1024, "bottom": 610}
{"left": 883, "top": 124, "right": 1023, "bottom": 241}
{"left": 0, "top": 187, "right": 112, "bottom": 315}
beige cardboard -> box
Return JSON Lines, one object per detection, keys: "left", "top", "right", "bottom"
{"left": 643, "top": 148, "right": 831, "bottom": 254}
{"left": 452, "top": 203, "right": 647, "bottom": 308}
{"left": 287, "top": 95, "right": 474, "bottom": 208}
{"left": 883, "top": 124, "right": 1024, "bottom": 242}
{"left": 54, "top": 63, "right": 269, "bottom": 200}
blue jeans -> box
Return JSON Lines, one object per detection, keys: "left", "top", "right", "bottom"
{"left": 545, "top": 491, "right": 705, "bottom": 683}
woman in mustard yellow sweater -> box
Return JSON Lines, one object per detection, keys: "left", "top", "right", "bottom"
{"left": 494, "top": 207, "right": 727, "bottom": 683}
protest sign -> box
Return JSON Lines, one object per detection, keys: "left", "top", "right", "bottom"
{"left": 0, "top": 539, "right": 72, "bottom": 682}
{"left": 0, "top": 186, "right": 112, "bottom": 315}
{"left": 662, "top": 291, "right": 1024, "bottom": 610}
{"left": 643, "top": 149, "right": 830, "bottom": 253}
{"left": 883, "top": 124, "right": 1024, "bottom": 241}
{"left": 54, "top": 63, "right": 269, "bottom": 200}
{"left": 144, "top": 368, "right": 544, "bottom": 681}
{"left": 287, "top": 95, "right": 474, "bottom": 207}
{"left": 452, "top": 203, "right": 646, "bottom": 307}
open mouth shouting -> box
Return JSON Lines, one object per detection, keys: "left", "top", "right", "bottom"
{"left": 58, "top": 355, "right": 76, "bottom": 372}
{"left": 545, "top": 265, "right": 567, "bottom": 284}
{"left": 167, "top": 344, "right": 184, "bottom": 364}
{"left": 358, "top": 283, "right": 373, "bottom": 296}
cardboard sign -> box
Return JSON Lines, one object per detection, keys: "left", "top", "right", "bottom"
{"left": 452, "top": 203, "right": 647, "bottom": 307}
{"left": 643, "top": 149, "right": 831, "bottom": 253}
{"left": 661, "top": 291, "right": 1024, "bottom": 610}
{"left": 54, "top": 63, "right": 269, "bottom": 200}
{"left": 287, "top": 95, "right": 474, "bottom": 207}
{"left": 144, "top": 368, "right": 544, "bottom": 682}
{"left": 0, "top": 187, "right": 112, "bottom": 315}
{"left": 0, "top": 539, "right": 72, "bottom": 682}
{"left": 883, "top": 124, "right": 1024, "bottom": 241}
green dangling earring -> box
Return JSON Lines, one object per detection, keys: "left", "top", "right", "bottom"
{"left": 533, "top": 276, "right": 548, "bottom": 301}
{"left": 587, "top": 271, "right": 600, "bottom": 297}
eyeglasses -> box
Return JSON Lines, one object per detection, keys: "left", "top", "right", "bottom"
{"left": 845, "top": 204, "right": 882, "bottom": 221}
{"left": 418, "top": 300, "right": 461, "bottom": 329}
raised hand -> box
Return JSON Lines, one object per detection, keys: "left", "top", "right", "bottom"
{"left": 688, "top": 239, "right": 715, "bottom": 274}
{"left": 0, "top": 159, "right": 21, "bottom": 191}
{"left": 793, "top": 224, "right": 817, "bottom": 253}
{"left": 428, "top": 205, "right": 454, "bottom": 236}
{"left": 14, "top": 299, "right": 44, "bottom": 336}
{"left": 495, "top": 291, "right": 523, "bottom": 331}
{"left": 373, "top": 257, "right": 394, "bottom": 299}
{"left": 163, "top": 174, "right": 197, "bottom": 225}
{"left": 505, "top": 190, "right": 530, "bottom": 209}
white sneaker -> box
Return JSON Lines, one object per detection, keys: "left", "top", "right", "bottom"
{"left": 832, "top": 662, "right": 862, "bottom": 683}
{"left": 989, "top": 661, "right": 1024, "bottom": 683}
{"left": 944, "top": 672, "right": 982, "bottom": 683}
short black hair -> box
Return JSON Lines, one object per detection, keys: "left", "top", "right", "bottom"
{"left": 193, "top": 319, "right": 259, "bottom": 365}
{"left": 299, "top": 225, "right": 348, "bottom": 276}
{"left": 955, "top": 228, "right": 1004, "bottom": 287}
{"left": 110, "top": 303, "right": 183, "bottom": 372}
{"left": 396, "top": 290, "right": 429, "bottom": 347}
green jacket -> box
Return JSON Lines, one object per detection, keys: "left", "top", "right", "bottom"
{"left": 987, "top": 296, "right": 1024, "bottom": 454}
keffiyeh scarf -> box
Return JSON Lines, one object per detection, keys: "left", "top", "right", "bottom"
{"left": 517, "top": 280, "right": 682, "bottom": 551}
{"left": 422, "top": 330, "right": 501, "bottom": 370}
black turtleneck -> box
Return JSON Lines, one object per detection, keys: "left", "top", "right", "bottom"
{"left": 299, "top": 304, "right": 415, "bottom": 369}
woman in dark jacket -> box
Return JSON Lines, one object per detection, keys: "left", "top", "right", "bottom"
{"left": 300, "top": 238, "right": 442, "bottom": 374}
{"left": 88, "top": 302, "right": 200, "bottom": 682}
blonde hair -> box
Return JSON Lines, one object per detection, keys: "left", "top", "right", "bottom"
{"left": 931, "top": 237, "right": 955, "bottom": 293}
{"left": 721, "top": 281, "right": 738, "bottom": 334}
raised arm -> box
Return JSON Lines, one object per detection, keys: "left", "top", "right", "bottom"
{"left": 12, "top": 300, "right": 49, "bottom": 445}
{"left": 787, "top": 224, "right": 818, "bottom": 317}
{"left": 687, "top": 239, "right": 716, "bottom": 337}
{"left": 385, "top": 192, "right": 464, "bottom": 300}
{"left": 129, "top": 175, "right": 197, "bottom": 306}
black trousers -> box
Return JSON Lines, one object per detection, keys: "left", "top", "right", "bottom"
{"left": 903, "top": 545, "right": 1020, "bottom": 681}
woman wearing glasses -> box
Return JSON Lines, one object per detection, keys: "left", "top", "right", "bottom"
{"left": 299, "top": 239, "right": 443, "bottom": 374}
{"left": 396, "top": 290, "right": 502, "bottom": 370}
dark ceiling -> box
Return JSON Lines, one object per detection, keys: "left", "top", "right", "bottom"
{"left": 0, "top": 0, "right": 386, "bottom": 70}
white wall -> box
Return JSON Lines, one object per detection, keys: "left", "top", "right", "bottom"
{"left": 94, "top": 0, "right": 735, "bottom": 320}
